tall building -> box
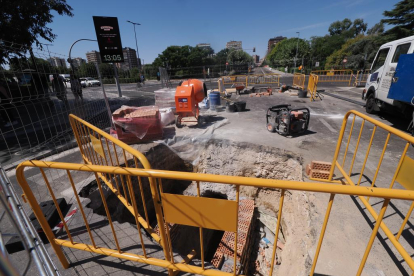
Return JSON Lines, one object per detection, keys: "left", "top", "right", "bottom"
{"left": 268, "top": 36, "right": 286, "bottom": 53}
{"left": 196, "top": 43, "right": 211, "bottom": 49}
{"left": 115, "top": 47, "right": 139, "bottom": 71}
{"left": 48, "top": 57, "right": 67, "bottom": 68}
{"left": 226, "top": 41, "right": 242, "bottom": 50}
{"left": 86, "top": 50, "right": 101, "bottom": 64}
{"left": 72, "top": 57, "right": 86, "bottom": 68}
{"left": 252, "top": 55, "right": 260, "bottom": 63}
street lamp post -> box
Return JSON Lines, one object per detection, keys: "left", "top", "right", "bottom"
{"left": 126, "top": 20, "right": 141, "bottom": 70}
{"left": 294, "top": 32, "right": 300, "bottom": 70}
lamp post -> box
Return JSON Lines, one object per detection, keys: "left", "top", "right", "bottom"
{"left": 126, "top": 20, "right": 141, "bottom": 70}
{"left": 294, "top": 32, "right": 300, "bottom": 70}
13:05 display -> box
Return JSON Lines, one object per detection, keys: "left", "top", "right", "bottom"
{"left": 103, "top": 55, "right": 122, "bottom": 62}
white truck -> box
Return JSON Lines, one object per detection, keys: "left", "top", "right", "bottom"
{"left": 362, "top": 35, "right": 414, "bottom": 134}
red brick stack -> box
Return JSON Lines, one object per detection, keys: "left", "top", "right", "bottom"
{"left": 306, "top": 161, "right": 332, "bottom": 180}
{"left": 211, "top": 199, "right": 255, "bottom": 273}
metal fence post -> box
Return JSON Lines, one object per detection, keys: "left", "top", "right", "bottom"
{"left": 94, "top": 63, "right": 114, "bottom": 129}
{"left": 112, "top": 63, "right": 122, "bottom": 97}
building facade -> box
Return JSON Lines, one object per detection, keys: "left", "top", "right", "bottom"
{"left": 252, "top": 55, "right": 260, "bottom": 63}
{"left": 48, "top": 57, "right": 67, "bottom": 68}
{"left": 86, "top": 50, "right": 101, "bottom": 64}
{"left": 72, "top": 57, "right": 86, "bottom": 68}
{"left": 226, "top": 41, "right": 242, "bottom": 50}
{"left": 115, "top": 47, "right": 139, "bottom": 71}
{"left": 196, "top": 43, "right": 211, "bottom": 49}
{"left": 268, "top": 36, "right": 287, "bottom": 53}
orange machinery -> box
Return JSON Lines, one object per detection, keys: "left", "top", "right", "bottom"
{"left": 175, "top": 79, "right": 207, "bottom": 127}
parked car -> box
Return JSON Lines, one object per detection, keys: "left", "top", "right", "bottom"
{"left": 84, "top": 77, "right": 101, "bottom": 87}
{"left": 78, "top": 78, "right": 88, "bottom": 88}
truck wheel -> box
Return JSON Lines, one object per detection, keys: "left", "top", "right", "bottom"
{"left": 366, "top": 94, "right": 377, "bottom": 114}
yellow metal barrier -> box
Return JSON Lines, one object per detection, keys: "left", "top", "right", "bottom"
{"left": 308, "top": 74, "right": 319, "bottom": 102}
{"left": 221, "top": 74, "right": 280, "bottom": 87}
{"left": 353, "top": 69, "right": 370, "bottom": 87}
{"left": 293, "top": 73, "right": 305, "bottom": 90}
{"left": 311, "top": 69, "right": 353, "bottom": 86}
{"left": 311, "top": 110, "right": 414, "bottom": 274}
{"left": 68, "top": 114, "right": 174, "bottom": 275}
{"left": 16, "top": 159, "right": 414, "bottom": 276}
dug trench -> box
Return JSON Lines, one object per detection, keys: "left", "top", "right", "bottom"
{"left": 79, "top": 140, "right": 316, "bottom": 275}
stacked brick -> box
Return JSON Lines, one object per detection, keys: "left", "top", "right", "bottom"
{"left": 306, "top": 161, "right": 332, "bottom": 180}
{"left": 211, "top": 199, "right": 255, "bottom": 273}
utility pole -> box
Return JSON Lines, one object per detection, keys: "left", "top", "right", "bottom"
{"left": 294, "top": 32, "right": 300, "bottom": 70}
{"left": 127, "top": 20, "right": 141, "bottom": 70}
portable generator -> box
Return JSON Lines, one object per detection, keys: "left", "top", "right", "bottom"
{"left": 175, "top": 79, "right": 207, "bottom": 128}
{"left": 266, "top": 104, "right": 310, "bottom": 135}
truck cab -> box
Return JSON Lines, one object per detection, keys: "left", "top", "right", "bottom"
{"left": 363, "top": 36, "right": 414, "bottom": 114}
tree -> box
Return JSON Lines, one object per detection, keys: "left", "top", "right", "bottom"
{"left": 0, "top": 0, "right": 73, "bottom": 64}
{"left": 214, "top": 48, "right": 231, "bottom": 65}
{"left": 267, "top": 38, "right": 310, "bottom": 67}
{"left": 328, "top": 18, "right": 367, "bottom": 39}
{"left": 226, "top": 50, "right": 253, "bottom": 65}
{"left": 381, "top": 0, "right": 414, "bottom": 41}
{"left": 367, "top": 22, "right": 385, "bottom": 35}
{"left": 328, "top": 18, "right": 352, "bottom": 36}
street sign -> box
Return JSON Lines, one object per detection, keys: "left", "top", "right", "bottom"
{"left": 93, "top": 16, "right": 124, "bottom": 63}
{"left": 315, "top": 62, "right": 320, "bottom": 67}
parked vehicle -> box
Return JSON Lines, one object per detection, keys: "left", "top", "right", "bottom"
{"left": 78, "top": 78, "right": 88, "bottom": 88}
{"left": 83, "top": 77, "right": 100, "bottom": 87}
{"left": 362, "top": 35, "right": 414, "bottom": 134}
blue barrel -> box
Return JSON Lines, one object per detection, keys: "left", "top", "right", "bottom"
{"left": 209, "top": 91, "right": 221, "bottom": 109}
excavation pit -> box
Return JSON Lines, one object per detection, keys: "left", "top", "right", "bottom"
{"left": 80, "top": 140, "right": 314, "bottom": 275}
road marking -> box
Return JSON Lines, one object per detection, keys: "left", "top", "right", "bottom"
{"left": 306, "top": 105, "right": 316, "bottom": 114}
{"left": 319, "top": 118, "right": 337, "bottom": 133}
{"left": 260, "top": 67, "right": 265, "bottom": 74}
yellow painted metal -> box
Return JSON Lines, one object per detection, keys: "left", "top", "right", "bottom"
{"left": 396, "top": 201, "right": 414, "bottom": 240}
{"left": 161, "top": 193, "right": 238, "bottom": 232}
{"left": 396, "top": 155, "right": 414, "bottom": 190}
{"left": 342, "top": 114, "right": 356, "bottom": 167}
{"left": 293, "top": 73, "right": 305, "bottom": 90}
{"left": 389, "top": 142, "right": 410, "bottom": 190}
{"left": 353, "top": 69, "right": 370, "bottom": 87}
{"left": 335, "top": 161, "right": 414, "bottom": 271}
{"left": 221, "top": 74, "right": 280, "bottom": 87}
{"left": 17, "top": 161, "right": 414, "bottom": 201}
{"left": 197, "top": 181, "right": 205, "bottom": 270}
{"left": 308, "top": 74, "right": 319, "bottom": 101}
{"left": 310, "top": 193, "right": 335, "bottom": 276}
{"left": 356, "top": 126, "right": 376, "bottom": 185}
{"left": 234, "top": 185, "right": 239, "bottom": 275}
{"left": 268, "top": 189, "right": 285, "bottom": 276}
{"left": 348, "top": 120, "right": 365, "bottom": 176}
{"left": 54, "top": 239, "right": 243, "bottom": 276}
{"left": 311, "top": 69, "right": 353, "bottom": 86}
{"left": 357, "top": 199, "right": 390, "bottom": 276}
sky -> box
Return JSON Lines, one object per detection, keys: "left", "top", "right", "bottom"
{"left": 40, "top": 0, "right": 399, "bottom": 64}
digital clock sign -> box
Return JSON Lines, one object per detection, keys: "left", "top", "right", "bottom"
{"left": 93, "top": 16, "right": 124, "bottom": 63}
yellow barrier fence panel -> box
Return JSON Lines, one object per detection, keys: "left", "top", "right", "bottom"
{"left": 353, "top": 69, "right": 370, "bottom": 87}
{"left": 311, "top": 110, "right": 414, "bottom": 274}
{"left": 311, "top": 69, "right": 353, "bottom": 86}
{"left": 293, "top": 73, "right": 305, "bottom": 90}
{"left": 16, "top": 151, "right": 414, "bottom": 276}
{"left": 308, "top": 74, "right": 319, "bottom": 102}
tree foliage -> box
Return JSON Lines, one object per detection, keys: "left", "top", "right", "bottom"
{"left": 226, "top": 49, "right": 253, "bottom": 65}
{"left": 153, "top": 45, "right": 214, "bottom": 69}
{"left": 381, "top": 0, "right": 414, "bottom": 41}
{"left": 267, "top": 38, "right": 310, "bottom": 67}
{"left": 0, "top": 0, "right": 73, "bottom": 64}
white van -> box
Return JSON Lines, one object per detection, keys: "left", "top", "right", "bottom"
{"left": 363, "top": 35, "right": 414, "bottom": 116}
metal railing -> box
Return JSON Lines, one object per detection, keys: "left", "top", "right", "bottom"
{"left": 292, "top": 73, "right": 305, "bottom": 90}
{"left": 14, "top": 112, "right": 414, "bottom": 276}
{"left": 311, "top": 69, "right": 353, "bottom": 86}
{"left": 0, "top": 167, "right": 59, "bottom": 276}
{"left": 353, "top": 69, "right": 370, "bottom": 87}
{"left": 308, "top": 74, "right": 319, "bottom": 102}
{"left": 221, "top": 74, "right": 280, "bottom": 87}
{"left": 311, "top": 110, "right": 414, "bottom": 274}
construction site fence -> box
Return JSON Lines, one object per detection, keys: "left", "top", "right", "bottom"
{"left": 292, "top": 73, "right": 305, "bottom": 90}
{"left": 308, "top": 74, "right": 319, "bottom": 102}
{"left": 0, "top": 167, "right": 59, "bottom": 276}
{"left": 311, "top": 69, "right": 354, "bottom": 86}
{"left": 222, "top": 73, "right": 280, "bottom": 87}
{"left": 15, "top": 112, "right": 414, "bottom": 276}
{"left": 311, "top": 110, "right": 414, "bottom": 275}
{"left": 353, "top": 69, "right": 371, "bottom": 87}
{"left": 0, "top": 42, "right": 131, "bottom": 169}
